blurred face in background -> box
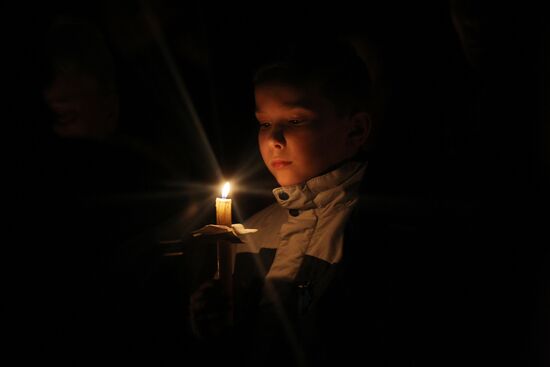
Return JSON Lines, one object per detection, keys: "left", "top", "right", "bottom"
{"left": 44, "top": 70, "right": 118, "bottom": 140}
{"left": 450, "top": 0, "right": 484, "bottom": 70}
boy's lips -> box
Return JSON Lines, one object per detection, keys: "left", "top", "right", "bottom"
{"left": 271, "top": 160, "right": 292, "bottom": 169}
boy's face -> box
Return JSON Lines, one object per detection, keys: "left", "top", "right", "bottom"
{"left": 255, "top": 82, "right": 358, "bottom": 186}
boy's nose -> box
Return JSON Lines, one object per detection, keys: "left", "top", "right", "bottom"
{"left": 269, "top": 126, "right": 286, "bottom": 148}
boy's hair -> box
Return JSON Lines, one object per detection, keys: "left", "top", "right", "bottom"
{"left": 253, "top": 37, "right": 372, "bottom": 116}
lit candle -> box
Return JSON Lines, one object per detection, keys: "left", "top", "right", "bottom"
{"left": 215, "top": 182, "right": 233, "bottom": 324}
{"left": 216, "top": 182, "right": 232, "bottom": 226}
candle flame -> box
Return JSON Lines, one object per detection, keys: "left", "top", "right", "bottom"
{"left": 221, "top": 182, "right": 230, "bottom": 198}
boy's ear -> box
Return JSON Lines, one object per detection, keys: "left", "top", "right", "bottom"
{"left": 347, "top": 112, "right": 371, "bottom": 149}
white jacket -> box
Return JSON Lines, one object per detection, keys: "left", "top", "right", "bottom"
{"left": 236, "top": 161, "right": 367, "bottom": 283}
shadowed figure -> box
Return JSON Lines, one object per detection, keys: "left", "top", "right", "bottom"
{"left": 17, "top": 16, "right": 192, "bottom": 365}
{"left": 42, "top": 18, "right": 119, "bottom": 140}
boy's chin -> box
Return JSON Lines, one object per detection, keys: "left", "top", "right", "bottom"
{"left": 274, "top": 174, "right": 304, "bottom": 187}
{"left": 275, "top": 178, "right": 299, "bottom": 187}
{"left": 271, "top": 166, "right": 327, "bottom": 186}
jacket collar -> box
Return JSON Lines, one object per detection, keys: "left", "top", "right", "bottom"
{"left": 272, "top": 161, "right": 367, "bottom": 210}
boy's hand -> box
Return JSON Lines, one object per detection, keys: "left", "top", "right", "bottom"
{"left": 189, "top": 280, "right": 233, "bottom": 339}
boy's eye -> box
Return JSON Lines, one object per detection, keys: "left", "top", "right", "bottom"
{"left": 258, "top": 122, "right": 271, "bottom": 129}
{"left": 288, "top": 119, "right": 303, "bottom": 125}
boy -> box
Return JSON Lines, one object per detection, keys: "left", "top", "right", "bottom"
{"left": 191, "top": 38, "right": 381, "bottom": 366}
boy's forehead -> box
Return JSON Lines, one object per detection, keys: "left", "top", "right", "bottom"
{"left": 254, "top": 82, "right": 328, "bottom": 112}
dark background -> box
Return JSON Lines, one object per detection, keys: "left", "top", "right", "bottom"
{"left": 7, "top": 1, "right": 548, "bottom": 210}
{"left": 4, "top": 1, "right": 548, "bottom": 366}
